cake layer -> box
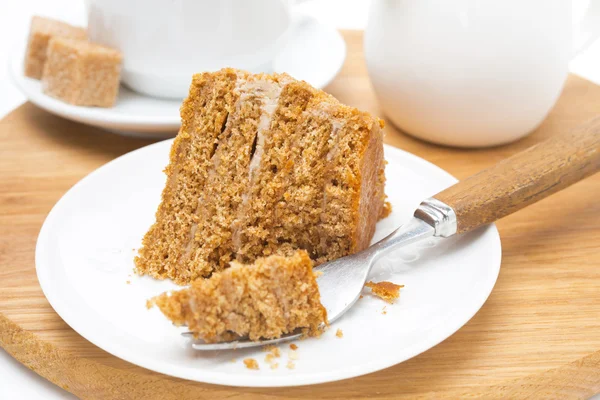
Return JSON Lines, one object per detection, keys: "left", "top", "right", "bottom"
{"left": 135, "top": 69, "right": 241, "bottom": 283}
{"left": 148, "top": 250, "right": 327, "bottom": 343}
{"left": 136, "top": 69, "right": 388, "bottom": 283}
{"left": 271, "top": 101, "right": 338, "bottom": 259}
{"left": 179, "top": 73, "right": 295, "bottom": 279}
{"left": 317, "top": 106, "right": 386, "bottom": 261}
{"left": 232, "top": 81, "right": 321, "bottom": 263}
{"left": 355, "top": 115, "right": 387, "bottom": 251}
{"left": 234, "top": 93, "right": 386, "bottom": 265}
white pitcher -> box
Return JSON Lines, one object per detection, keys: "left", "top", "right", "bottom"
{"left": 365, "top": 0, "right": 600, "bottom": 147}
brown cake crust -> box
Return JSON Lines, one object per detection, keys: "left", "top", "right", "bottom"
{"left": 316, "top": 105, "right": 385, "bottom": 260}
{"left": 148, "top": 251, "right": 327, "bottom": 343}
{"left": 353, "top": 118, "right": 386, "bottom": 252}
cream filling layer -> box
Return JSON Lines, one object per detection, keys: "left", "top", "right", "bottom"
{"left": 231, "top": 80, "right": 285, "bottom": 250}
{"left": 180, "top": 75, "right": 243, "bottom": 263}
{"left": 246, "top": 81, "right": 282, "bottom": 181}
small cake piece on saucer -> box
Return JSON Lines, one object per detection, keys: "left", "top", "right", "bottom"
{"left": 148, "top": 250, "right": 327, "bottom": 343}
{"left": 42, "top": 38, "right": 122, "bottom": 107}
{"left": 24, "top": 16, "right": 87, "bottom": 79}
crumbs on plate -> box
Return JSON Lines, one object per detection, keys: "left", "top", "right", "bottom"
{"left": 265, "top": 353, "right": 276, "bottom": 363}
{"left": 244, "top": 358, "right": 259, "bottom": 370}
{"left": 263, "top": 345, "right": 281, "bottom": 357}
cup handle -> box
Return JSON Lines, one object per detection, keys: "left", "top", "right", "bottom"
{"left": 573, "top": 0, "right": 600, "bottom": 57}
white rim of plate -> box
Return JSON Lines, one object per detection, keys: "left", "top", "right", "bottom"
{"left": 35, "top": 141, "right": 501, "bottom": 387}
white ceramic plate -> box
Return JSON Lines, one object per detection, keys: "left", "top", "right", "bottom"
{"left": 36, "top": 141, "right": 501, "bottom": 387}
{"left": 9, "top": 15, "right": 346, "bottom": 139}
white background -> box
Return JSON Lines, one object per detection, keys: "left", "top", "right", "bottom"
{"left": 1, "top": 0, "right": 600, "bottom": 398}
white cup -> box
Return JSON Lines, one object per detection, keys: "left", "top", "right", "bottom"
{"left": 86, "top": 0, "right": 298, "bottom": 99}
{"left": 365, "top": 0, "right": 600, "bottom": 148}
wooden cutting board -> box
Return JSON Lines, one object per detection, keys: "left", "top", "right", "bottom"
{"left": 1, "top": 31, "right": 600, "bottom": 400}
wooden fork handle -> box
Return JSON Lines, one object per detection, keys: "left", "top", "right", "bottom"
{"left": 433, "top": 117, "right": 600, "bottom": 235}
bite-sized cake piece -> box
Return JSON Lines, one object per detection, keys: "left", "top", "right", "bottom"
{"left": 148, "top": 250, "right": 327, "bottom": 343}
{"left": 42, "top": 37, "right": 122, "bottom": 107}
{"left": 24, "top": 16, "right": 87, "bottom": 79}
{"left": 365, "top": 281, "right": 404, "bottom": 304}
{"left": 135, "top": 68, "right": 388, "bottom": 284}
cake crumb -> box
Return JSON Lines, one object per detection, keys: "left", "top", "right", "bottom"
{"left": 290, "top": 344, "right": 298, "bottom": 350}
{"left": 126, "top": 280, "right": 131, "bottom": 284}
{"left": 336, "top": 329, "right": 343, "bottom": 338}
{"left": 365, "top": 281, "right": 404, "bottom": 304}
{"left": 270, "top": 363, "right": 279, "bottom": 370}
{"left": 263, "top": 345, "right": 281, "bottom": 357}
{"left": 286, "top": 361, "right": 295, "bottom": 370}
{"left": 314, "top": 271, "right": 323, "bottom": 277}
{"left": 265, "top": 353, "right": 275, "bottom": 364}
{"left": 231, "top": 358, "right": 237, "bottom": 363}
{"left": 382, "top": 306, "right": 387, "bottom": 315}
{"left": 381, "top": 201, "right": 392, "bottom": 218}
{"left": 244, "top": 358, "right": 259, "bottom": 370}
{"left": 289, "top": 350, "right": 298, "bottom": 360}
{"left": 359, "top": 295, "right": 363, "bottom": 299}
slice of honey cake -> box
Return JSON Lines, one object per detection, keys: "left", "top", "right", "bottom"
{"left": 135, "top": 68, "right": 388, "bottom": 284}
{"left": 148, "top": 250, "right": 327, "bottom": 343}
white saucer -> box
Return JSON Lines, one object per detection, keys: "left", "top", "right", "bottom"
{"left": 36, "top": 141, "right": 501, "bottom": 387}
{"left": 9, "top": 15, "right": 346, "bottom": 139}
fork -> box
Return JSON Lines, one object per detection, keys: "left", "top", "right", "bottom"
{"left": 184, "top": 117, "right": 600, "bottom": 350}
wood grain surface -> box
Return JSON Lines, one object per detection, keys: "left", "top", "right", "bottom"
{"left": 435, "top": 117, "right": 600, "bottom": 234}
{"left": 2, "top": 31, "right": 600, "bottom": 400}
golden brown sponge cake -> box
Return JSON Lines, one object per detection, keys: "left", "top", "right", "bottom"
{"left": 135, "top": 68, "right": 388, "bottom": 284}
{"left": 148, "top": 250, "right": 327, "bottom": 343}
